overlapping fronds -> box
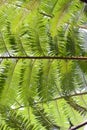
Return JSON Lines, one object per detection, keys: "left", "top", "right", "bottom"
{"left": 0, "top": 0, "right": 87, "bottom": 130}
{"left": 0, "top": 0, "right": 86, "bottom": 57}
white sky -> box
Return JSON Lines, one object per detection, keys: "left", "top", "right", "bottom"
{"left": 84, "top": 125, "right": 87, "bottom": 130}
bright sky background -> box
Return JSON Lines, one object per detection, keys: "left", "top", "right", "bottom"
{"left": 84, "top": 125, "right": 87, "bottom": 130}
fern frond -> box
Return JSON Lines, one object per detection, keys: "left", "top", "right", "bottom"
{"left": 65, "top": 97, "right": 87, "bottom": 116}
{"left": 0, "top": 59, "right": 18, "bottom": 105}
{"left": 33, "top": 105, "right": 60, "bottom": 130}
{"left": 0, "top": 105, "right": 35, "bottom": 130}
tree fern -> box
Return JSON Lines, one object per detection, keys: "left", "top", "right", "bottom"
{"left": 0, "top": 0, "right": 87, "bottom": 130}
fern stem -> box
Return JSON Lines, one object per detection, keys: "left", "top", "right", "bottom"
{"left": 0, "top": 56, "right": 87, "bottom": 60}
{"left": 69, "top": 120, "right": 87, "bottom": 130}
{"left": 12, "top": 91, "right": 87, "bottom": 110}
